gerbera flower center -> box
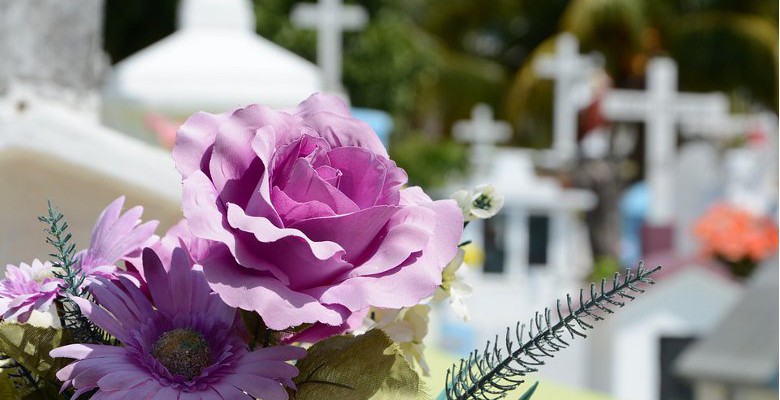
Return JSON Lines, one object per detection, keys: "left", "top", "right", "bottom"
{"left": 31, "top": 269, "right": 55, "bottom": 285}
{"left": 151, "top": 328, "right": 212, "bottom": 380}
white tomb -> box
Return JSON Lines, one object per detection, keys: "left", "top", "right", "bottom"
{"left": 459, "top": 149, "right": 597, "bottom": 353}
{"left": 586, "top": 265, "right": 742, "bottom": 400}
{"left": 102, "top": 0, "right": 324, "bottom": 143}
{"left": 601, "top": 58, "right": 729, "bottom": 226}
{"left": 291, "top": 0, "right": 368, "bottom": 94}
{"left": 0, "top": 88, "right": 183, "bottom": 264}
{"left": 535, "top": 33, "right": 604, "bottom": 162}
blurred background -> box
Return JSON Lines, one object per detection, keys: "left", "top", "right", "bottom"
{"left": 0, "top": 0, "right": 777, "bottom": 399}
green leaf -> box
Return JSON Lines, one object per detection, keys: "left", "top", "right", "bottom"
{"left": 0, "top": 322, "right": 71, "bottom": 385}
{"left": 292, "top": 329, "right": 427, "bottom": 400}
{"left": 518, "top": 382, "right": 539, "bottom": 400}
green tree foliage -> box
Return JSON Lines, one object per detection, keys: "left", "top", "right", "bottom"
{"left": 103, "top": 0, "right": 777, "bottom": 186}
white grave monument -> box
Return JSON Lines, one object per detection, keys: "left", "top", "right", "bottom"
{"left": 601, "top": 57, "right": 729, "bottom": 226}
{"left": 682, "top": 112, "right": 778, "bottom": 216}
{"left": 535, "top": 33, "right": 604, "bottom": 162}
{"left": 460, "top": 149, "right": 597, "bottom": 354}
{"left": 0, "top": 1, "right": 182, "bottom": 265}
{"left": 587, "top": 265, "right": 742, "bottom": 400}
{"left": 291, "top": 0, "right": 368, "bottom": 94}
{"left": 103, "top": 0, "right": 323, "bottom": 143}
{"left": 453, "top": 103, "right": 512, "bottom": 176}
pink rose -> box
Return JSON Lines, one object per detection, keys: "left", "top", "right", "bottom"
{"left": 173, "top": 94, "right": 462, "bottom": 337}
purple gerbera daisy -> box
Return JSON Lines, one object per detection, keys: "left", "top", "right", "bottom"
{"left": 77, "top": 196, "right": 158, "bottom": 282}
{"left": 51, "top": 247, "right": 305, "bottom": 399}
{"left": 0, "top": 259, "right": 62, "bottom": 323}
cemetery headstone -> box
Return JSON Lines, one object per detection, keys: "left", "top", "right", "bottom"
{"left": 0, "top": 0, "right": 182, "bottom": 265}
{"left": 674, "top": 141, "right": 720, "bottom": 254}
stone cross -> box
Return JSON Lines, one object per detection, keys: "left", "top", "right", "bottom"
{"left": 291, "top": 0, "right": 368, "bottom": 93}
{"left": 535, "top": 33, "right": 603, "bottom": 161}
{"left": 453, "top": 103, "right": 512, "bottom": 176}
{"left": 601, "top": 57, "right": 729, "bottom": 225}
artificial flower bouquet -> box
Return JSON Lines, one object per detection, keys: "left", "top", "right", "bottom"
{"left": 693, "top": 202, "right": 779, "bottom": 278}
{"left": 0, "top": 94, "right": 658, "bottom": 399}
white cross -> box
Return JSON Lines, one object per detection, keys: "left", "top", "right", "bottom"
{"left": 535, "top": 33, "right": 603, "bottom": 161}
{"left": 453, "top": 103, "right": 512, "bottom": 175}
{"left": 291, "top": 0, "right": 368, "bottom": 93}
{"left": 601, "top": 57, "right": 729, "bottom": 225}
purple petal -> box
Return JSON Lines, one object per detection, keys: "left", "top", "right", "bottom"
{"left": 280, "top": 159, "right": 358, "bottom": 215}
{"left": 168, "top": 247, "right": 194, "bottom": 314}
{"left": 71, "top": 297, "right": 131, "bottom": 343}
{"left": 295, "top": 94, "right": 388, "bottom": 159}
{"left": 208, "top": 114, "right": 257, "bottom": 195}
{"left": 96, "top": 370, "right": 150, "bottom": 391}
{"left": 221, "top": 374, "right": 289, "bottom": 400}
{"left": 174, "top": 111, "right": 225, "bottom": 179}
{"left": 141, "top": 249, "right": 174, "bottom": 316}
{"left": 326, "top": 147, "right": 405, "bottom": 208}
{"left": 50, "top": 344, "right": 126, "bottom": 360}
{"left": 314, "top": 198, "right": 463, "bottom": 311}
{"left": 226, "top": 204, "right": 342, "bottom": 261}
{"left": 289, "top": 206, "right": 399, "bottom": 265}
{"left": 182, "top": 171, "right": 236, "bottom": 250}
{"left": 210, "top": 382, "right": 251, "bottom": 399}
{"left": 89, "top": 281, "right": 141, "bottom": 328}
{"left": 349, "top": 205, "right": 434, "bottom": 276}
{"left": 202, "top": 253, "right": 342, "bottom": 329}
{"left": 271, "top": 187, "right": 336, "bottom": 225}
{"left": 83, "top": 199, "right": 159, "bottom": 269}
{"left": 225, "top": 204, "right": 353, "bottom": 289}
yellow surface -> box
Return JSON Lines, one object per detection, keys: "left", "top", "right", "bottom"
{"left": 422, "top": 347, "right": 616, "bottom": 400}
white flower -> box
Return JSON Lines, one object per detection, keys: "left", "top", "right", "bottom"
{"left": 371, "top": 304, "right": 432, "bottom": 376}
{"left": 452, "top": 184, "right": 505, "bottom": 222}
{"left": 433, "top": 249, "right": 472, "bottom": 320}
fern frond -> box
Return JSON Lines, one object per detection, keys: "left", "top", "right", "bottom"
{"left": 444, "top": 263, "right": 661, "bottom": 400}
{"left": 38, "top": 202, "right": 113, "bottom": 345}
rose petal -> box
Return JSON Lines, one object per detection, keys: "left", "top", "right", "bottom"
{"left": 290, "top": 206, "right": 399, "bottom": 265}
{"left": 202, "top": 249, "right": 343, "bottom": 329}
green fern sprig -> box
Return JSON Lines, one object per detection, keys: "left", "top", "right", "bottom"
{"left": 38, "top": 202, "right": 113, "bottom": 345}
{"left": 443, "top": 263, "right": 661, "bottom": 400}
{"left": 38, "top": 201, "right": 84, "bottom": 297}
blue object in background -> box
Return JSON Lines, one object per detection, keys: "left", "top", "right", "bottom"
{"left": 351, "top": 107, "right": 394, "bottom": 148}
{"left": 620, "top": 182, "right": 649, "bottom": 266}
{"left": 437, "top": 305, "right": 477, "bottom": 356}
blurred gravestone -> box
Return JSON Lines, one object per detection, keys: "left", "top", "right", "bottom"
{"left": 0, "top": 0, "right": 107, "bottom": 108}
{"left": 0, "top": 0, "right": 182, "bottom": 266}
{"left": 674, "top": 141, "right": 720, "bottom": 254}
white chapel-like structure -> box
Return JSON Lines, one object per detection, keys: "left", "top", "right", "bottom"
{"left": 102, "top": 0, "right": 324, "bottom": 143}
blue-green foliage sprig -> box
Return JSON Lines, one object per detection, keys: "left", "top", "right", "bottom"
{"left": 38, "top": 201, "right": 112, "bottom": 345}
{"left": 38, "top": 201, "right": 84, "bottom": 297}
{"left": 443, "top": 263, "right": 661, "bottom": 400}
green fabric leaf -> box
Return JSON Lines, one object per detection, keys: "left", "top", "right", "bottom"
{"left": 0, "top": 368, "right": 19, "bottom": 399}
{"left": 0, "top": 363, "right": 63, "bottom": 400}
{"left": 292, "top": 329, "right": 427, "bottom": 400}
{"left": 0, "top": 322, "right": 70, "bottom": 385}
{"left": 518, "top": 381, "right": 539, "bottom": 400}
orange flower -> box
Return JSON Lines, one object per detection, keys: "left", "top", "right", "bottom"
{"left": 693, "top": 203, "right": 779, "bottom": 263}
